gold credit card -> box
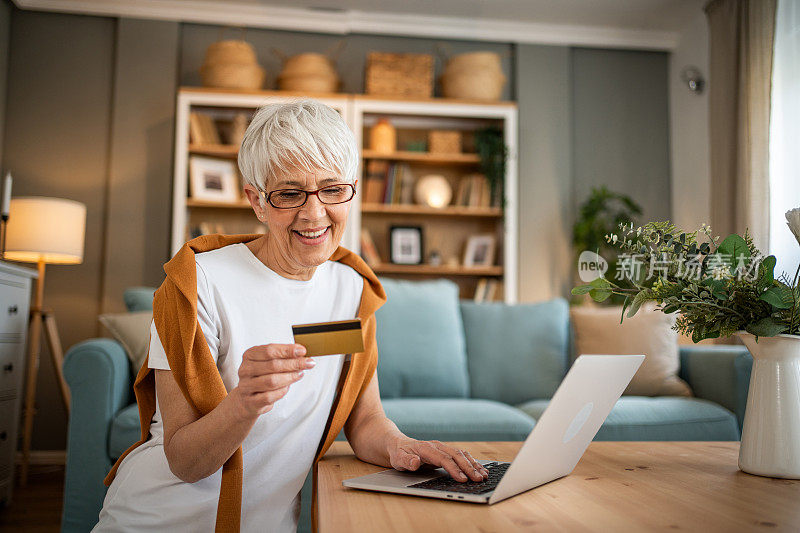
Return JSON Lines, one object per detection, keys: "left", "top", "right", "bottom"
{"left": 292, "top": 319, "right": 364, "bottom": 357}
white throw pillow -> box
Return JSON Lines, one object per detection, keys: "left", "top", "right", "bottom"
{"left": 570, "top": 304, "right": 692, "bottom": 397}
{"left": 98, "top": 311, "right": 152, "bottom": 373}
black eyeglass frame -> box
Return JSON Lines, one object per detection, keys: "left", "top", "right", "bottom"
{"left": 259, "top": 182, "right": 357, "bottom": 209}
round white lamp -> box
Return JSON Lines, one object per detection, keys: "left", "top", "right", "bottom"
{"left": 4, "top": 196, "right": 86, "bottom": 485}
{"left": 414, "top": 174, "right": 452, "bottom": 209}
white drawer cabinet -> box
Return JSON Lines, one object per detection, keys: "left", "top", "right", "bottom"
{"left": 0, "top": 261, "right": 36, "bottom": 505}
{"left": 0, "top": 281, "right": 28, "bottom": 337}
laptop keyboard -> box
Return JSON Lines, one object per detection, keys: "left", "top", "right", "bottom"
{"left": 407, "top": 462, "right": 510, "bottom": 494}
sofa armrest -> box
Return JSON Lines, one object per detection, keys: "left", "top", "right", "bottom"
{"left": 62, "top": 338, "right": 133, "bottom": 533}
{"left": 679, "top": 344, "right": 752, "bottom": 430}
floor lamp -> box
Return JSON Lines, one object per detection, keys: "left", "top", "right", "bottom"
{"left": 4, "top": 197, "right": 86, "bottom": 486}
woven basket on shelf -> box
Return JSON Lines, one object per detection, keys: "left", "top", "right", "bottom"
{"left": 277, "top": 53, "right": 339, "bottom": 93}
{"left": 440, "top": 51, "right": 506, "bottom": 101}
{"left": 199, "top": 40, "right": 265, "bottom": 90}
{"left": 365, "top": 52, "right": 433, "bottom": 98}
{"left": 445, "top": 51, "right": 501, "bottom": 74}
{"left": 428, "top": 130, "right": 461, "bottom": 154}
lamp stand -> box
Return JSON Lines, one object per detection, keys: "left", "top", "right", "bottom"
{"left": 18, "top": 258, "right": 70, "bottom": 486}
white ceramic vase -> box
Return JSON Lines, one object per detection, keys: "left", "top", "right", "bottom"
{"left": 737, "top": 332, "right": 800, "bottom": 478}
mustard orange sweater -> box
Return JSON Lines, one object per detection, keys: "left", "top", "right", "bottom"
{"left": 104, "top": 233, "right": 386, "bottom": 532}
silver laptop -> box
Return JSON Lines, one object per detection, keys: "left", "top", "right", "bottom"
{"left": 343, "top": 354, "right": 644, "bottom": 504}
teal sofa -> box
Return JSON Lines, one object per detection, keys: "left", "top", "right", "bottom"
{"left": 61, "top": 278, "right": 752, "bottom": 532}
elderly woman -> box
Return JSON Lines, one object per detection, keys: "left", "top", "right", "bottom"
{"left": 94, "top": 100, "right": 487, "bottom": 532}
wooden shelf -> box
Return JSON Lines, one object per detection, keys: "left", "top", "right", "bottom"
{"left": 187, "top": 198, "right": 251, "bottom": 209}
{"left": 188, "top": 146, "right": 481, "bottom": 165}
{"left": 361, "top": 150, "right": 481, "bottom": 164}
{"left": 189, "top": 144, "right": 239, "bottom": 158}
{"left": 371, "top": 264, "right": 503, "bottom": 276}
{"left": 361, "top": 203, "right": 501, "bottom": 218}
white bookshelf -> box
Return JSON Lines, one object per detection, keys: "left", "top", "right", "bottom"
{"left": 172, "top": 87, "right": 518, "bottom": 303}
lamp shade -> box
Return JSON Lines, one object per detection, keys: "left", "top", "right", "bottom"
{"left": 5, "top": 197, "right": 86, "bottom": 264}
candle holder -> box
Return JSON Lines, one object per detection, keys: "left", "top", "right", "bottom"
{"left": 0, "top": 213, "right": 7, "bottom": 260}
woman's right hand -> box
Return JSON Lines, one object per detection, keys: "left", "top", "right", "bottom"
{"left": 230, "top": 343, "right": 314, "bottom": 418}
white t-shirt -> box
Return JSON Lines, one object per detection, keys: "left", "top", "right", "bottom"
{"left": 95, "top": 243, "right": 363, "bottom": 532}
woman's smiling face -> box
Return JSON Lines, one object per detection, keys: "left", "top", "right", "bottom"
{"left": 249, "top": 167, "right": 352, "bottom": 276}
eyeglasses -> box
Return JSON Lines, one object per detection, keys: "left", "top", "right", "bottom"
{"left": 261, "top": 183, "right": 356, "bottom": 209}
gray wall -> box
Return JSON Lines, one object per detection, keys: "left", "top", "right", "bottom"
{"left": 3, "top": 9, "right": 115, "bottom": 449}
{"left": 102, "top": 18, "right": 178, "bottom": 315}
{"left": 670, "top": 9, "right": 710, "bottom": 231}
{"left": 0, "top": 0, "right": 9, "bottom": 164}
{"left": 515, "top": 44, "right": 573, "bottom": 303}
{"left": 572, "top": 47, "right": 672, "bottom": 223}
{"left": 0, "top": 10, "right": 671, "bottom": 449}
{"left": 514, "top": 45, "right": 671, "bottom": 303}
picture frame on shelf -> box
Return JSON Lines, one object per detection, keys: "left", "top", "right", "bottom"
{"left": 463, "top": 234, "right": 496, "bottom": 267}
{"left": 189, "top": 156, "right": 239, "bottom": 203}
{"left": 390, "top": 225, "right": 423, "bottom": 265}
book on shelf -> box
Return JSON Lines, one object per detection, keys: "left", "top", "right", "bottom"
{"left": 228, "top": 113, "right": 249, "bottom": 146}
{"left": 473, "top": 277, "right": 498, "bottom": 303}
{"left": 398, "top": 164, "right": 414, "bottom": 204}
{"left": 360, "top": 228, "right": 382, "bottom": 267}
{"left": 363, "top": 161, "right": 414, "bottom": 206}
{"left": 189, "top": 112, "right": 221, "bottom": 145}
{"left": 364, "top": 160, "right": 388, "bottom": 204}
{"left": 484, "top": 279, "right": 498, "bottom": 301}
{"left": 474, "top": 278, "right": 488, "bottom": 303}
{"left": 456, "top": 174, "right": 492, "bottom": 208}
{"left": 190, "top": 221, "right": 226, "bottom": 238}
{"left": 384, "top": 164, "right": 396, "bottom": 204}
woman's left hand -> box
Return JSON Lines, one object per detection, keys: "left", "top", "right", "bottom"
{"left": 387, "top": 437, "right": 488, "bottom": 482}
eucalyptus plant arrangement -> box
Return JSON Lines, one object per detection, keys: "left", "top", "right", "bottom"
{"left": 572, "top": 208, "right": 800, "bottom": 342}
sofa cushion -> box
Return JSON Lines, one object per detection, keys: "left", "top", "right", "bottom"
{"left": 109, "top": 403, "right": 141, "bottom": 459}
{"left": 570, "top": 304, "right": 692, "bottom": 397}
{"left": 460, "top": 298, "right": 569, "bottom": 405}
{"left": 124, "top": 287, "right": 156, "bottom": 312}
{"left": 98, "top": 310, "right": 152, "bottom": 373}
{"left": 382, "top": 398, "right": 535, "bottom": 441}
{"left": 517, "top": 396, "right": 739, "bottom": 441}
{"left": 375, "top": 278, "right": 470, "bottom": 398}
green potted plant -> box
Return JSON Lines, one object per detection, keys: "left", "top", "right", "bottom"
{"left": 573, "top": 208, "right": 800, "bottom": 479}
{"left": 474, "top": 126, "right": 507, "bottom": 208}
{"left": 572, "top": 186, "right": 642, "bottom": 304}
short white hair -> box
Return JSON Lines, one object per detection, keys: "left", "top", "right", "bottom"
{"left": 238, "top": 99, "right": 359, "bottom": 204}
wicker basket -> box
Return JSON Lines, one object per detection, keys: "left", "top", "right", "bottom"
{"left": 277, "top": 53, "right": 339, "bottom": 93}
{"left": 428, "top": 130, "right": 461, "bottom": 154}
{"left": 365, "top": 52, "right": 433, "bottom": 98}
{"left": 280, "top": 53, "right": 336, "bottom": 77}
{"left": 444, "top": 51, "right": 502, "bottom": 75}
{"left": 200, "top": 40, "right": 265, "bottom": 90}
{"left": 440, "top": 51, "right": 506, "bottom": 101}
{"left": 278, "top": 74, "right": 338, "bottom": 93}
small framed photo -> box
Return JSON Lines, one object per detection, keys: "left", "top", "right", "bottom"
{"left": 189, "top": 156, "right": 239, "bottom": 203}
{"left": 390, "top": 226, "right": 424, "bottom": 265}
{"left": 463, "top": 234, "right": 496, "bottom": 267}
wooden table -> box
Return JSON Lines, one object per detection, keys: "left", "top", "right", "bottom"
{"left": 316, "top": 441, "right": 800, "bottom": 532}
